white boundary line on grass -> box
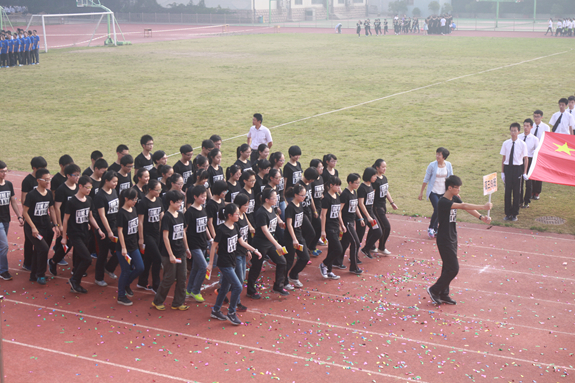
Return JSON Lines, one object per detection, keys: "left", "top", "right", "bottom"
{"left": 166, "top": 47, "right": 573, "bottom": 157}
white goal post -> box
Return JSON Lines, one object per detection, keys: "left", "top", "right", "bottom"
{"left": 25, "top": 11, "right": 116, "bottom": 52}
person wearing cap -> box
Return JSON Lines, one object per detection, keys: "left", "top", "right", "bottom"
{"left": 247, "top": 113, "right": 272, "bottom": 164}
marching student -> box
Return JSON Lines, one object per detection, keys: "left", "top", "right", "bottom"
{"left": 206, "top": 180, "right": 228, "bottom": 239}
{"left": 253, "top": 144, "right": 270, "bottom": 166}
{"left": 173, "top": 144, "right": 194, "bottom": 188}
{"left": 356, "top": 167, "right": 383, "bottom": 259}
{"left": 22, "top": 169, "right": 60, "bottom": 285}
{"left": 282, "top": 185, "right": 310, "bottom": 289}
{"left": 384, "top": 19, "right": 389, "bottom": 34}
{"left": 549, "top": 98, "right": 574, "bottom": 135}
{"left": 269, "top": 152, "right": 285, "bottom": 211}
{"left": 187, "top": 169, "right": 209, "bottom": 206}
{"left": 319, "top": 176, "right": 344, "bottom": 280}
{"left": 158, "top": 165, "right": 173, "bottom": 194}
{"left": 210, "top": 134, "right": 222, "bottom": 150}
{"left": 208, "top": 203, "right": 261, "bottom": 325}
{"left": 519, "top": 119, "right": 539, "bottom": 209}
{"left": 200, "top": 139, "right": 215, "bottom": 159}
{"left": 263, "top": 168, "right": 283, "bottom": 242}
{"left": 185, "top": 185, "right": 211, "bottom": 303}
{"left": 108, "top": 144, "right": 129, "bottom": 173}
{"left": 309, "top": 159, "right": 324, "bottom": 258}
{"left": 322, "top": 154, "right": 338, "bottom": 185}
{"left": 62, "top": 176, "right": 105, "bottom": 293}
{"left": 163, "top": 174, "right": 185, "bottom": 213}
{"left": 0, "top": 160, "right": 24, "bottom": 281}
{"left": 152, "top": 190, "right": 191, "bottom": 311}
{"left": 427, "top": 175, "right": 492, "bottom": 305}
{"left": 116, "top": 154, "right": 134, "bottom": 194}
{"left": 418, "top": 147, "right": 453, "bottom": 239}
{"left": 247, "top": 113, "right": 272, "bottom": 164}
{"left": 190, "top": 155, "right": 209, "bottom": 188}
{"left": 253, "top": 159, "right": 271, "bottom": 205}
{"left": 82, "top": 150, "right": 103, "bottom": 177}
{"left": 134, "top": 134, "right": 154, "bottom": 171}
{"left": 372, "top": 159, "right": 398, "bottom": 255}
{"left": 239, "top": 170, "right": 257, "bottom": 229}
{"left": 531, "top": 110, "right": 550, "bottom": 200}
{"left": 234, "top": 144, "right": 253, "bottom": 174}
{"left": 21, "top": 156, "right": 47, "bottom": 271}
{"left": 207, "top": 148, "right": 225, "bottom": 191}
{"left": 51, "top": 154, "right": 74, "bottom": 192}
{"left": 132, "top": 168, "right": 150, "bottom": 202}
{"left": 116, "top": 188, "right": 144, "bottom": 306}
{"left": 283, "top": 145, "right": 302, "bottom": 190}
{"left": 225, "top": 164, "right": 242, "bottom": 204}
{"left": 338, "top": 173, "right": 364, "bottom": 274}
{"left": 500, "top": 122, "right": 528, "bottom": 222}
{"left": 149, "top": 150, "right": 167, "bottom": 181}
{"left": 136, "top": 179, "right": 164, "bottom": 293}
{"left": 297, "top": 167, "right": 319, "bottom": 254}
{"left": 246, "top": 188, "right": 288, "bottom": 298}
{"left": 93, "top": 171, "right": 120, "bottom": 286}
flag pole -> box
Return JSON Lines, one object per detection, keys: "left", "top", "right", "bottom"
{"left": 487, "top": 193, "right": 492, "bottom": 218}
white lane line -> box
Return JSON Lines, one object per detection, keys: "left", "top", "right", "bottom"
{"left": 4, "top": 298, "right": 573, "bottom": 372}
{"left": 479, "top": 265, "right": 490, "bottom": 273}
{"left": 4, "top": 340, "right": 198, "bottom": 382}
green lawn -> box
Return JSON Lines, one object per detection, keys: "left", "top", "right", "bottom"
{"left": 2, "top": 33, "right": 575, "bottom": 233}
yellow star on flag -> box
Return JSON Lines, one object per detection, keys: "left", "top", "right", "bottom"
{"left": 554, "top": 142, "right": 574, "bottom": 156}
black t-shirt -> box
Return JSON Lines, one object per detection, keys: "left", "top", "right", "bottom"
{"left": 321, "top": 168, "right": 338, "bottom": 186}
{"left": 173, "top": 160, "right": 193, "bottom": 186}
{"left": 134, "top": 153, "right": 154, "bottom": 171}
{"left": 225, "top": 181, "right": 242, "bottom": 204}
{"left": 88, "top": 176, "right": 100, "bottom": 200}
{"left": 133, "top": 185, "right": 146, "bottom": 205}
{"left": 149, "top": 167, "right": 159, "bottom": 182}
{"left": 185, "top": 205, "right": 209, "bottom": 250}
{"left": 236, "top": 214, "right": 249, "bottom": 256}
{"left": 161, "top": 211, "right": 186, "bottom": 257}
{"left": 21, "top": 173, "right": 37, "bottom": 193}
{"left": 311, "top": 176, "right": 324, "bottom": 211}
{"left": 94, "top": 188, "right": 119, "bottom": 231}
{"left": 234, "top": 159, "right": 253, "bottom": 173}
{"left": 116, "top": 172, "right": 133, "bottom": 195}
{"left": 297, "top": 180, "right": 313, "bottom": 215}
{"left": 51, "top": 172, "right": 66, "bottom": 193}
{"left": 206, "top": 198, "right": 226, "bottom": 232}
{"left": 322, "top": 192, "right": 341, "bottom": 233}
{"left": 137, "top": 196, "right": 164, "bottom": 239}
{"left": 116, "top": 207, "right": 139, "bottom": 252}
{"left": 284, "top": 201, "right": 304, "bottom": 240}
{"left": 82, "top": 166, "right": 93, "bottom": 177}
{"left": 239, "top": 188, "right": 256, "bottom": 226}
{"left": 436, "top": 196, "right": 462, "bottom": 248}
{"left": 340, "top": 188, "right": 359, "bottom": 223}
{"left": 162, "top": 193, "right": 185, "bottom": 214}
{"left": 358, "top": 183, "right": 375, "bottom": 219}
{"left": 24, "top": 188, "right": 54, "bottom": 230}
{"left": 207, "top": 165, "right": 224, "bottom": 189}
{"left": 108, "top": 162, "right": 121, "bottom": 173}
{"left": 373, "top": 175, "right": 389, "bottom": 209}
{"left": 276, "top": 168, "right": 285, "bottom": 203}
{"left": 215, "top": 223, "right": 239, "bottom": 268}
{"left": 283, "top": 162, "right": 302, "bottom": 189}
{"left": 55, "top": 182, "right": 78, "bottom": 221}
{"left": 65, "top": 195, "right": 92, "bottom": 240}
{"left": 254, "top": 205, "right": 277, "bottom": 241}
{"left": 254, "top": 174, "right": 267, "bottom": 198}
{"left": 0, "top": 181, "right": 15, "bottom": 223}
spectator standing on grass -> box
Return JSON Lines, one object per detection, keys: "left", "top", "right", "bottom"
{"left": 440, "top": 16, "right": 446, "bottom": 35}
{"left": 0, "top": 160, "right": 24, "bottom": 281}
{"left": 549, "top": 98, "right": 574, "bottom": 135}
{"left": 518, "top": 119, "right": 539, "bottom": 209}
{"left": 32, "top": 30, "right": 40, "bottom": 64}
{"left": 356, "top": 20, "right": 362, "bottom": 37}
{"left": 531, "top": 110, "right": 549, "bottom": 200}
{"left": 384, "top": 19, "right": 388, "bottom": 34}
{"left": 418, "top": 147, "right": 453, "bottom": 239}
{"left": 427, "top": 175, "right": 492, "bottom": 306}
{"left": 247, "top": 113, "right": 272, "bottom": 164}
{"left": 500, "top": 122, "right": 528, "bottom": 222}
{"left": 364, "top": 18, "right": 372, "bottom": 36}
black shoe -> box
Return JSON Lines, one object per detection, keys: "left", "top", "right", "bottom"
{"left": 439, "top": 295, "right": 457, "bottom": 305}
{"left": 48, "top": 259, "right": 57, "bottom": 276}
{"left": 521, "top": 204, "right": 530, "bottom": 209}
{"left": 117, "top": 296, "right": 133, "bottom": 306}
{"left": 69, "top": 279, "right": 87, "bottom": 294}
{"left": 503, "top": 215, "right": 510, "bottom": 221}
{"left": 332, "top": 264, "right": 347, "bottom": 270}
{"left": 0, "top": 271, "right": 12, "bottom": 280}
{"left": 349, "top": 268, "right": 363, "bottom": 275}
{"left": 246, "top": 292, "right": 261, "bottom": 300}
{"left": 273, "top": 287, "right": 290, "bottom": 296}
{"left": 427, "top": 286, "right": 441, "bottom": 304}
{"left": 356, "top": 258, "right": 363, "bottom": 264}
{"left": 236, "top": 303, "right": 248, "bottom": 312}
{"left": 227, "top": 312, "right": 242, "bottom": 325}
{"left": 29, "top": 277, "right": 37, "bottom": 282}
{"left": 361, "top": 249, "right": 373, "bottom": 259}
{"left": 125, "top": 286, "right": 134, "bottom": 297}
{"left": 511, "top": 216, "right": 518, "bottom": 222}
{"left": 211, "top": 309, "right": 227, "bottom": 321}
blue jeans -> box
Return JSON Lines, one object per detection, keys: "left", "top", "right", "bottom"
{"left": 187, "top": 248, "right": 207, "bottom": 295}
{"left": 213, "top": 266, "right": 242, "bottom": 314}
{"left": 234, "top": 255, "right": 246, "bottom": 304}
{"left": 116, "top": 249, "right": 144, "bottom": 298}
{"left": 0, "top": 222, "right": 9, "bottom": 274}
{"left": 428, "top": 192, "right": 443, "bottom": 232}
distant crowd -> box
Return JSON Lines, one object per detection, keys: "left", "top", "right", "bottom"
{"left": 354, "top": 14, "right": 455, "bottom": 37}
{"left": 546, "top": 18, "right": 575, "bottom": 36}
{"left": 0, "top": 29, "right": 40, "bottom": 67}
{"left": 1, "top": 5, "right": 28, "bottom": 14}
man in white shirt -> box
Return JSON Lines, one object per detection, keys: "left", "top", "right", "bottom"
{"left": 500, "top": 122, "right": 528, "bottom": 222}
{"left": 549, "top": 98, "right": 574, "bottom": 135}
{"left": 247, "top": 113, "right": 272, "bottom": 163}
{"left": 555, "top": 20, "right": 562, "bottom": 36}
{"left": 518, "top": 119, "right": 539, "bottom": 208}
{"left": 440, "top": 17, "right": 446, "bottom": 34}
{"left": 531, "top": 110, "right": 550, "bottom": 200}
{"left": 566, "top": 95, "right": 575, "bottom": 117}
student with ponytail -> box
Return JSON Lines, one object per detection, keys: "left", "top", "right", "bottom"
{"left": 157, "top": 165, "right": 173, "bottom": 195}
{"left": 357, "top": 168, "right": 383, "bottom": 260}
{"left": 234, "top": 144, "right": 253, "bottom": 173}
{"left": 163, "top": 173, "right": 185, "bottom": 213}
{"left": 239, "top": 170, "right": 257, "bottom": 230}
{"left": 283, "top": 185, "right": 310, "bottom": 289}
{"left": 319, "top": 176, "right": 344, "bottom": 280}
{"left": 225, "top": 165, "right": 242, "bottom": 204}
{"left": 253, "top": 159, "right": 271, "bottom": 207}
{"left": 207, "top": 148, "right": 224, "bottom": 192}
{"left": 372, "top": 159, "right": 398, "bottom": 255}
{"left": 309, "top": 159, "right": 324, "bottom": 257}
{"left": 322, "top": 154, "right": 339, "bottom": 186}
{"left": 132, "top": 168, "right": 150, "bottom": 203}
{"left": 339, "top": 173, "right": 364, "bottom": 274}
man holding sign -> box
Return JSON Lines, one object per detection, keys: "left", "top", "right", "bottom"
{"left": 427, "top": 175, "right": 492, "bottom": 306}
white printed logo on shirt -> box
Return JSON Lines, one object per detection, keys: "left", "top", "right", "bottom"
{"left": 108, "top": 198, "right": 119, "bottom": 214}
{"left": 144, "top": 164, "right": 154, "bottom": 171}
{"left": 239, "top": 224, "right": 249, "bottom": 242}
{"left": 269, "top": 217, "right": 277, "bottom": 234}
{"left": 379, "top": 183, "right": 388, "bottom": 198}
{"left": 294, "top": 212, "right": 303, "bottom": 228}
{"left": 230, "top": 191, "right": 239, "bottom": 203}
{"left": 127, "top": 217, "right": 138, "bottom": 235}
{"left": 179, "top": 201, "right": 185, "bottom": 213}
{"left": 449, "top": 209, "right": 457, "bottom": 223}
{"left": 119, "top": 182, "right": 130, "bottom": 192}
{"left": 348, "top": 199, "right": 358, "bottom": 213}
{"left": 278, "top": 177, "right": 284, "bottom": 191}
{"left": 75, "top": 207, "right": 90, "bottom": 224}
{"left": 0, "top": 191, "right": 10, "bottom": 206}
{"left": 148, "top": 207, "right": 161, "bottom": 223}
{"left": 292, "top": 171, "right": 302, "bottom": 185}
{"left": 314, "top": 184, "right": 324, "bottom": 199}
{"left": 227, "top": 234, "right": 238, "bottom": 253}
{"left": 34, "top": 201, "right": 49, "bottom": 216}
{"left": 182, "top": 170, "right": 192, "bottom": 184}
{"left": 213, "top": 174, "right": 224, "bottom": 183}
{"left": 196, "top": 216, "right": 207, "bottom": 233}
{"left": 330, "top": 205, "right": 339, "bottom": 219}
{"left": 247, "top": 199, "right": 255, "bottom": 214}
{"left": 172, "top": 223, "right": 184, "bottom": 240}
{"left": 366, "top": 191, "right": 375, "bottom": 206}
{"left": 302, "top": 190, "right": 312, "bottom": 208}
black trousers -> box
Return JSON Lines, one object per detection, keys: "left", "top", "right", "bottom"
{"left": 301, "top": 212, "right": 316, "bottom": 251}
{"left": 95, "top": 234, "right": 119, "bottom": 281}
{"left": 356, "top": 213, "right": 383, "bottom": 253}
{"left": 373, "top": 206, "right": 391, "bottom": 251}
{"left": 309, "top": 213, "right": 322, "bottom": 251}
{"left": 504, "top": 165, "right": 523, "bottom": 217}
{"left": 247, "top": 239, "right": 287, "bottom": 295}
{"left": 138, "top": 234, "right": 162, "bottom": 290}
{"left": 24, "top": 224, "right": 54, "bottom": 279}
{"left": 339, "top": 221, "right": 360, "bottom": 271}
{"left": 52, "top": 235, "right": 73, "bottom": 264}
{"left": 322, "top": 230, "right": 342, "bottom": 272}
{"left": 69, "top": 236, "right": 92, "bottom": 284}
{"left": 545, "top": 27, "right": 552, "bottom": 35}
{"left": 283, "top": 232, "right": 309, "bottom": 284}
{"left": 430, "top": 242, "right": 458, "bottom": 297}
{"left": 520, "top": 157, "right": 533, "bottom": 205}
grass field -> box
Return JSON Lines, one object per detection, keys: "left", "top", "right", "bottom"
{"left": 2, "top": 33, "right": 575, "bottom": 233}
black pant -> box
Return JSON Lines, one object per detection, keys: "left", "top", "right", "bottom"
{"left": 309, "top": 213, "right": 322, "bottom": 251}
{"left": 34, "top": 48, "right": 39, "bottom": 64}
{"left": 138, "top": 234, "right": 162, "bottom": 290}
{"left": 301, "top": 212, "right": 316, "bottom": 250}
{"left": 283, "top": 232, "right": 309, "bottom": 284}
{"left": 322, "top": 230, "right": 342, "bottom": 272}
{"left": 430, "top": 242, "right": 458, "bottom": 297}
{"left": 247, "top": 239, "right": 287, "bottom": 295}
{"left": 504, "top": 165, "right": 522, "bottom": 217}
{"left": 373, "top": 206, "right": 391, "bottom": 251}
{"left": 52, "top": 235, "right": 72, "bottom": 264}
{"left": 95, "top": 234, "right": 119, "bottom": 281}
{"left": 520, "top": 157, "right": 533, "bottom": 205}
{"left": 545, "top": 27, "right": 553, "bottom": 35}
{"left": 356, "top": 213, "right": 383, "bottom": 254}
{"left": 24, "top": 224, "right": 54, "bottom": 279}
{"left": 69, "top": 236, "right": 92, "bottom": 284}
{"left": 250, "top": 149, "right": 259, "bottom": 165}
{"left": 339, "top": 221, "right": 360, "bottom": 271}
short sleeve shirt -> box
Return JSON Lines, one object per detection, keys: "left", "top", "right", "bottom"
{"left": 500, "top": 139, "right": 528, "bottom": 165}
{"left": 0, "top": 181, "right": 15, "bottom": 223}
{"left": 321, "top": 192, "right": 341, "bottom": 233}
{"left": 137, "top": 196, "right": 164, "bottom": 239}
{"left": 340, "top": 188, "right": 358, "bottom": 223}
{"left": 94, "top": 189, "right": 119, "bottom": 230}
{"left": 373, "top": 175, "right": 389, "bottom": 209}
{"left": 206, "top": 198, "right": 226, "bottom": 231}
{"left": 116, "top": 208, "right": 139, "bottom": 252}
{"left": 173, "top": 160, "right": 193, "bottom": 185}
{"left": 134, "top": 153, "right": 154, "bottom": 171}
{"left": 116, "top": 172, "right": 133, "bottom": 194}
{"left": 24, "top": 189, "right": 54, "bottom": 230}
{"left": 283, "top": 162, "right": 302, "bottom": 189}
{"left": 65, "top": 195, "right": 92, "bottom": 240}
{"left": 185, "top": 206, "right": 208, "bottom": 250}
{"left": 55, "top": 183, "right": 78, "bottom": 220}
{"left": 161, "top": 211, "right": 186, "bottom": 257}
{"left": 284, "top": 201, "right": 304, "bottom": 239}
{"left": 215, "top": 224, "right": 239, "bottom": 268}
{"left": 436, "top": 195, "right": 462, "bottom": 248}
{"left": 247, "top": 125, "right": 272, "bottom": 150}
{"left": 254, "top": 206, "right": 277, "bottom": 241}
{"left": 358, "top": 183, "right": 375, "bottom": 219}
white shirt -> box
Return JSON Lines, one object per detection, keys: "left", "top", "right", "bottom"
{"left": 431, "top": 166, "right": 447, "bottom": 194}
{"left": 517, "top": 133, "right": 539, "bottom": 158}
{"left": 549, "top": 20, "right": 553, "bottom": 28}
{"left": 557, "top": 21, "right": 562, "bottom": 28}
{"left": 247, "top": 125, "right": 272, "bottom": 150}
{"left": 440, "top": 18, "right": 446, "bottom": 26}
{"left": 500, "top": 138, "right": 528, "bottom": 166}
{"left": 549, "top": 111, "right": 574, "bottom": 135}
{"left": 531, "top": 122, "right": 550, "bottom": 141}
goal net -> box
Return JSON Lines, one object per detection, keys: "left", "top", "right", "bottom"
{"left": 25, "top": 11, "right": 117, "bottom": 52}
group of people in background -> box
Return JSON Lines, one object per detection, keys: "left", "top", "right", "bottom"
{"left": 353, "top": 14, "right": 455, "bottom": 37}
{"left": 0, "top": 29, "right": 40, "bottom": 67}
{"left": 546, "top": 18, "right": 575, "bottom": 37}
{"left": 1, "top": 5, "right": 28, "bottom": 14}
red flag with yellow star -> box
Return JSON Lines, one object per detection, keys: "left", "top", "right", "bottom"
{"left": 528, "top": 132, "right": 575, "bottom": 187}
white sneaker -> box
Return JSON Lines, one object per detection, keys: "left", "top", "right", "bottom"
{"left": 95, "top": 280, "right": 108, "bottom": 287}
{"left": 289, "top": 278, "right": 303, "bottom": 288}
{"left": 382, "top": 249, "right": 391, "bottom": 255}
{"left": 105, "top": 270, "right": 118, "bottom": 279}
{"left": 319, "top": 263, "right": 328, "bottom": 278}
{"left": 427, "top": 228, "right": 435, "bottom": 239}
{"left": 326, "top": 272, "right": 340, "bottom": 280}
{"left": 284, "top": 284, "right": 295, "bottom": 291}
